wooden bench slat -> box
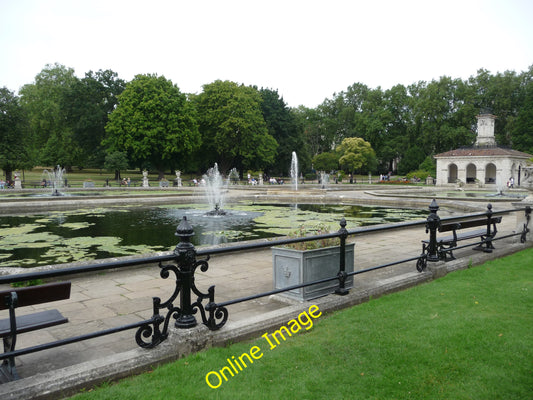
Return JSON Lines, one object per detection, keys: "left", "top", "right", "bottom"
{"left": 0, "top": 282, "right": 71, "bottom": 310}
{"left": 424, "top": 228, "right": 487, "bottom": 244}
{"left": 0, "top": 310, "right": 68, "bottom": 337}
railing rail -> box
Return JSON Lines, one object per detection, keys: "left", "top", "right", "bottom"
{"left": 0, "top": 201, "right": 530, "bottom": 366}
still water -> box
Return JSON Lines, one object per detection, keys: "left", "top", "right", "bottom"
{"left": 0, "top": 203, "right": 427, "bottom": 268}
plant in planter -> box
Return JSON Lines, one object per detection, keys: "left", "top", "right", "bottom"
{"left": 284, "top": 223, "right": 340, "bottom": 250}
{"left": 272, "top": 223, "right": 354, "bottom": 301}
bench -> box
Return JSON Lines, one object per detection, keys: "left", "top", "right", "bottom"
{"left": 422, "top": 216, "right": 502, "bottom": 261}
{"left": 23, "top": 181, "right": 46, "bottom": 188}
{"left": 0, "top": 282, "right": 71, "bottom": 382}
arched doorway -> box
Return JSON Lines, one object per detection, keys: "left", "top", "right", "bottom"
{"left": 466, "top": 163, "right": 477, "bottom": 183}
{"left": 448, "top": 163, "right": 458, "bottom": 183}
{"left": 485, "top": 163, "right": 496, "bottom": 184}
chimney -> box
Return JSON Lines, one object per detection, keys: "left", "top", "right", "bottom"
{"left": 475, "top": 112, "right": 497, "bottom": 147}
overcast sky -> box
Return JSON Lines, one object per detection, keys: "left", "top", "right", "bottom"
{"left": 1, "top": 0, "right": 532, "bottom": 108}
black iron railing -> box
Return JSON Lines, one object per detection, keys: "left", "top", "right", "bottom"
{"left": 0, "top": 201, "right": 530, "bottom": 364}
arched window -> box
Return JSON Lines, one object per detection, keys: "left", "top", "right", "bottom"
{"left": 448, "top": 163, "right": 458, "bottom": 183}
{"left": 485, "top": 163, "right": 496, "bottom": 184}
{"left": 466, "top": 163, "right": 477, "bottom": 183}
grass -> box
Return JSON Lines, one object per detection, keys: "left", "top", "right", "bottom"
{"left": 69, "top": 248, "right": 533, "bottom": 400}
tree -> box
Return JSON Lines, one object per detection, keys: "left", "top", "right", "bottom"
{"left": 397, "top": 146, "right": 426, "bottom": 175}
{"left": 104, "top": 74, "right": 200, "bottom": 178}
{"left": 312, "top": 151, "right": 339, "bottom": 172}
{"left": 194, "top": 80, "right": 277, "bottom": 173}
{"left": 0, "top": 87, "right": 30, "bottom": 181}
{"left": 19, "top": 63, "right": 78, "bottom": 168}
{"left": 337, "top": 137, "right": 377, "bottom": 174}
{"left": 292, "top": 105, "right": 328, "bottom": 158}
{"left": 62, "top": 70, "right": 125, "bottom": 168}
{"left": 259, "top": 88, "right": 309, "bottom": 175}
{"left": 511, "top": 67, "right": 533, "bottom": 154}
{"left": 408, "top": 77, "right": 475, "bottom": 156}
{"left": 104, "top": 151, "right": 129, "bottom": 180}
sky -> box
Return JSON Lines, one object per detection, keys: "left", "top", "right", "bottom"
{"left": 1, "top": 0, "right": 532, "bottom": 108}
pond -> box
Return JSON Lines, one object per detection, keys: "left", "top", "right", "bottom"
{"left": 0, "top": 203, "right": 428, "bottom": 268}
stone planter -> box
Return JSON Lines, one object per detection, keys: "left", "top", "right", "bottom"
{"left": 272, "top": 243, "right": 355, "bottom": 301}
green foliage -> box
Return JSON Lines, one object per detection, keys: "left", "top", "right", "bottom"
{"left": 406, "top": 170, "right": 430, "bottom": 181}
{"left": 19, "top": 63, "right": 78, "bottom": 168}
{"left": 259, "top": 88, "right": 309, "bottom": 175}
{"left": 511, "top": 70, "right": 533, "bottom": 154}
{"left": 312, "top": 151, "right": 339, "bottom": 172}
{"left": 194, "top": 80, "right": 277, "bottom": 173}
{"left": 397, "top": 146, "right": 426, "bottom": 175}
{"left": 104, "top": 151, "right": 129, "bottom": 180}
{"left": 62, "top": 70, "right": 125, "bottom": 168}
{"left": 9, "top": 64, "right": 533, "bottom": 175}
{"left": 418, "top": 155, "right": 436, "bottom": 176}
{"left": 104, "top": 74, "right": 200, "bottom": 177}
{"left": 337, "top": 137, "right": 377, "bottom": 173}
{"left": 0, "top": 87, "right": 30, "bottom": 180}
{"left": 283, "top": 223, "right": 339, "bottom": 250}
{"left": 11, "top": 279, "right": 44, "bottom": 288}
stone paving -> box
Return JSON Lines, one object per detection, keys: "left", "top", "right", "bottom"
{"left": 0, "top": 192, "right": 530, "bottom": 399}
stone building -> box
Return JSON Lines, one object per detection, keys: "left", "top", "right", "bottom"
{"left": 434, "top": 112, "right": 532, "bottom": 188}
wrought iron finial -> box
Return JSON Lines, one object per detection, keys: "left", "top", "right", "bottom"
{"left": 176, "top": 216, "right": 194, "bottom": 238}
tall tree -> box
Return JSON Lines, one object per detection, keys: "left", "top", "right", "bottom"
{"left": 19, "top": 63, "right": 78, "bottom": 168}
{"left": 0, "top": 87, "right": 30, "bottom": 181}
{"left": 511, "top": 73, "right": 533, "bottom": 154}
{"left": 259, "top": 88, "right": 309, "bottom": 175}
{"left": 292, "top": 105, "right": 328, "bottom": 158}
{"left": 62, "top": 70, "right": 125, "bottom": 168}
{"left": 468, "top": 68, "right": 522, "bottom": 146}
{"left": 380, "top": 84, "right": 410, "bottom": 172}
{"left": 194, "top": 80, "right": 277, "bottom": 173}
{"left": 104, "top": 74, "right": 200, "bottom": 178}
{"left": 408, "top": 77, "right": 475, "bottom": 155}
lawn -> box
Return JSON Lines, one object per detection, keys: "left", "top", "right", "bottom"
{"left": 71, "top": 248, "right": 533, "bottom": 400}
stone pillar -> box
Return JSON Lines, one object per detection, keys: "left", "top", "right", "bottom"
{"left": 475, "top": 113, "right": 497, "bottom": 147}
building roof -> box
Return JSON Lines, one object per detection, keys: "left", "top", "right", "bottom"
{"left": 435, "top": 146, "right": 532, "bottom": 159}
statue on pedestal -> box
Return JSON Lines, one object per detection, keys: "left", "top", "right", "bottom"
{"left": 142, "top": 170, "right": 149, "bottom": 187}
{"left": 14, "top": 171, "right": 22, "bottom": 190}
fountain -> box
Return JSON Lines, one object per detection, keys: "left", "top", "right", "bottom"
{"left": 42, "top": 165, "right": 67, "bottom": 196}
{"left": 228, "top": 168, "right": 239, "bottom": 185}
{"left": 203, "top": 163, "right": 228, "bottom": 216}
{"left": 320, "top": 171, "right": 329, "bottom": 189}
{"left": 290, "top": 151, "right": 298, "bottom": 191}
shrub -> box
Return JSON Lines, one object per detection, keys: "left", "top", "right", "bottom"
{"left": 284, "top": 223, "right": 340, "bottom": 250}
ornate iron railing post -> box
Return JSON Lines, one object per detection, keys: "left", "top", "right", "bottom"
{"left": 520, "top": 206, "right": 531, "bottom": 243}
{"left": 483, "top": 203, "right": 494, "bottom": 252}
{"left": 174, "top": 216, "right": 198, "bottom": 328}
{"left": 335, "top": 218, "right": 349, "bottom": 295}
{"left": 426, "top": 199, "right": 441, "bottom": 262}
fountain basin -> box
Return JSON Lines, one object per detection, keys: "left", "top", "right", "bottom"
{"left": 0, "top": 203, "right": 428, "bottom": 268}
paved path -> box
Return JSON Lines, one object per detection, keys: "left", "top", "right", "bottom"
{"left": 0, "top": 193, "right": 530, "bottom": 398}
